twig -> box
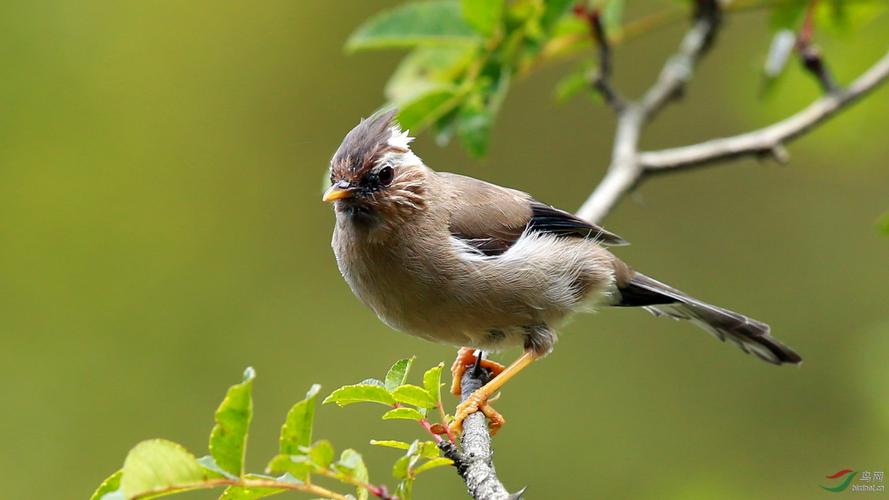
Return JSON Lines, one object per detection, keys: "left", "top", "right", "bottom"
{"left": 574, "top": 5, "right": 624, "bottom": 111}
{"left": 796, "top": 0, "right": 838, "bottom": 93}
{"left": 640, "top": 0, "right": 721, "bottom": 118}
{"left": 577, "top": 0, "right": 723, "bottom": 223}
{"left": 638, "top": 50, "right": 889, "bottom": 171}
{"left": 439, "top": 367, "right": 524, "bottom": 500}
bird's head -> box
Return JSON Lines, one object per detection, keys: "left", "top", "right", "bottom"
{"left": 323, "top": 110, "right": 428, "bottom": 229}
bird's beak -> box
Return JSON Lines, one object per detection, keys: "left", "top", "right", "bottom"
{"left": 323, "top": 181, "right": 354, "bottom": 202}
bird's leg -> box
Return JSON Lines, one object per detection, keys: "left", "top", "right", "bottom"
{"left": 450, "top": 347, "right": 505, "bottom": 396}
{"left": 449, "top": 350, "right": 538, "bottom": 435}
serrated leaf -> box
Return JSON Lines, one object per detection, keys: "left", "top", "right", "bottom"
{"left": 384, "top": 357, "right": 415, "bottom": 392}
{"left": 413, "top": 457, "right": 454, "bottom": 475}
{"left": 370, "top": 439, "right": 412, "bottom": 450}
{"left": 382, "top": 407, "right": 425, "bottom": 421}
{"left": 309, "top": 440, "right": 335, "bottom": 469}
{"left": 461, "top": 0, "right": 505, "bottom": 36}
{"left": 422, "top": 363, "right": 444, "bottom": 406}
{"left": 336, "top": 449, "right": 370, "bottom": 500}
{"left": 347, "top": 1, "right": 480, "bottom": 51}
{"left": 392, "top": 384, "right": 437, "bottom": 409}
{"left": 359, "top": 378, "right": 386, "bottom": 387}
{"left": 119, "top": 439, "right": 208, "bottom": 498}
{"left": 280, "top": 384, "right": 321, "bottom": 456}
{"left": 208, "top": 367, "right": 255, "bottom": 478}
{"left": 90, "top": 470, "right": 122, "bottom": 500}
{"left": 385, "top": 46, "right": 476, "bottom": 105}
{"left": 397, "top": 88, "right": 464, "bottom": 132}
{"left": 323, "top": 384, "right": 396, "bottom": 407}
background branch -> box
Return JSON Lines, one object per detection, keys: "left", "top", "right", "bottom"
{"left": 577, "top": 1, "right": 723, "bottom": 223}
{"left": 639, "top": 49, "right": 889, "bottom": 171}
{"left": 440, "top": 366, "right": 523, "bottom": 500}
{"left": 577, "top": 32, "right": 889, "bottom": 224}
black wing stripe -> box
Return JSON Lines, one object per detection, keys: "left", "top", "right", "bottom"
{"left": 527, "top": 202, "right": 628, "bottom": 246}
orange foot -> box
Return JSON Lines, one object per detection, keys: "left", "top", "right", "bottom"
{"left": 450, "top": 347, "right": 505, "bottom": 396}
{"left": 447, "top": 350, "right": 538, "bottom": 436}
{"left": 449, "top": 388, "right": 505, "bottom": 435}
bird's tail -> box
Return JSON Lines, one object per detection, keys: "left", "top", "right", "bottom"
{"left": 614, "top": 272, "right": 802, "bottom": 365}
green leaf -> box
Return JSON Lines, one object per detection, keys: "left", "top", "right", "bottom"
{"left": 265, "top": 454, "right": 312, "bottom": 482}
{"left": 461, "top": 0, "right": 505, "bottom": 36}
{"left": 422, "top": 363, "right": 444, "bottom": 406}
{"left": 382, "top": 407, "right": 425, "bottom": 421}
{"left": 279, "top": 384, "right": 321, "bottom": 455}
{"left": 602, "top": 0, "right": 625, "bottom": 37}
{"left": 396, "top": 88, "right": 464, "bottom": 132}
{"left": 90, "top": 470, "right": 122, "bottom": 500}
{"left": 323, "top": 384, "right": 396, "bottom": 407}
{"left": 336, "top": 449, "right": 370, "bottom": 500}
{"left": 347, "top": 0, "right": 481, "bottom": 51}
{"left": 413, "top": 457, "right": 454, "bottom": 475}
{"left": 769, "top": 0, "right": 807, "bottom": 30}
{"left": 392, "top": 455, "right": 412, "bottom": 480}
{"left": 371, "top": 439, "right": 439, "bottom": 458}
{"left": 209, "top": 367, "right": 255, "bottom": 478}
{"left": 385, "top": 46, "right": 476, "bottom": 105}
{"left": 392, "top": 384, "right": 437, "bottom": 409}
{"left": 370, "top": 439, "right": 412, "bottom": 450}
{"left": 218, "top": 484, "right": 285, "bottom": 500}
{"left": 384, "top": 357, "right": 415, "bottom": 392}
{"left": 456, "top": 100, "right": 493, "bottom": 158}
{"left": 395, "top": 478, "right": 414, "bottom": 500}
{"left": 309, "top": 440, "right": 336, "bottom": 469}
{"left": 119, "top": 439, "right": 209, "bottom": 498}
{"left": 541, "top": 0, "right": 575, "bottom": 32}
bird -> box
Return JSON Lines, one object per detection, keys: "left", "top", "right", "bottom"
{"left": 323, "top": 110, "right": 801, "bottom": 435}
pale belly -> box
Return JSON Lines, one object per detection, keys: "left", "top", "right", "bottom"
{"left": 333, "top": 228, "right": 615, "bottom": 352}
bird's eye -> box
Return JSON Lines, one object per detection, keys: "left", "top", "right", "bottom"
{"left": 378, "top": 165, "right": 394, "bottom": 186}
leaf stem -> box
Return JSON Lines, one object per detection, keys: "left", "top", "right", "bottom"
{"left": 314, "top": 467, "right": 395, "bottom": 500}
{"left": 131, "top": 477, "right": 350, "bottom": 500}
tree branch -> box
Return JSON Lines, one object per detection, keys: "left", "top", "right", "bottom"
{"left": 440, "top": 366, "right": 524, "bottom": 500}
{"left": 577, "top": 33, "right": 889, "bottom": 224}
{"left": 638, "top": 49, "right": 889, "bottom": 171}
{"left": 576, "top": 1, "right": 722, "bottom": 223}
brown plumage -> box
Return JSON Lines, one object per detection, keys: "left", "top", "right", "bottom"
{"left": 323, "top": 111, "right": 801, "bottom": 432}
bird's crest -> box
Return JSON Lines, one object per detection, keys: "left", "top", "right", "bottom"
{"left": 331, "top": 109, "right": 413, "bottom": 180}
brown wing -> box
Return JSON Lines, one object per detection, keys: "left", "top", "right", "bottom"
{"left": 440, "top": 172, "right": 627, "bottom": 257}
{"left": 441, "top": 172, "right": 532, "bottom": 256}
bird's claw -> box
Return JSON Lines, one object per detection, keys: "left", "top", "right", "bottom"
{"left": 450, "top": 347, "right": 505, "bottom": 396}
{"left": 448, "top": 387, "right": 505, "bottom": 436}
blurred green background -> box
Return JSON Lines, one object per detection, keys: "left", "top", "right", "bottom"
{"left": 1, "top": 1, "right": 888, "bottom": 499}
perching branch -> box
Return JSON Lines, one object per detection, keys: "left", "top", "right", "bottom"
{"left": 575, "top": 3, "right": 889, "bottom": 224}
{"left": 440, "top": 365, "right": 524, "bottom": 500}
